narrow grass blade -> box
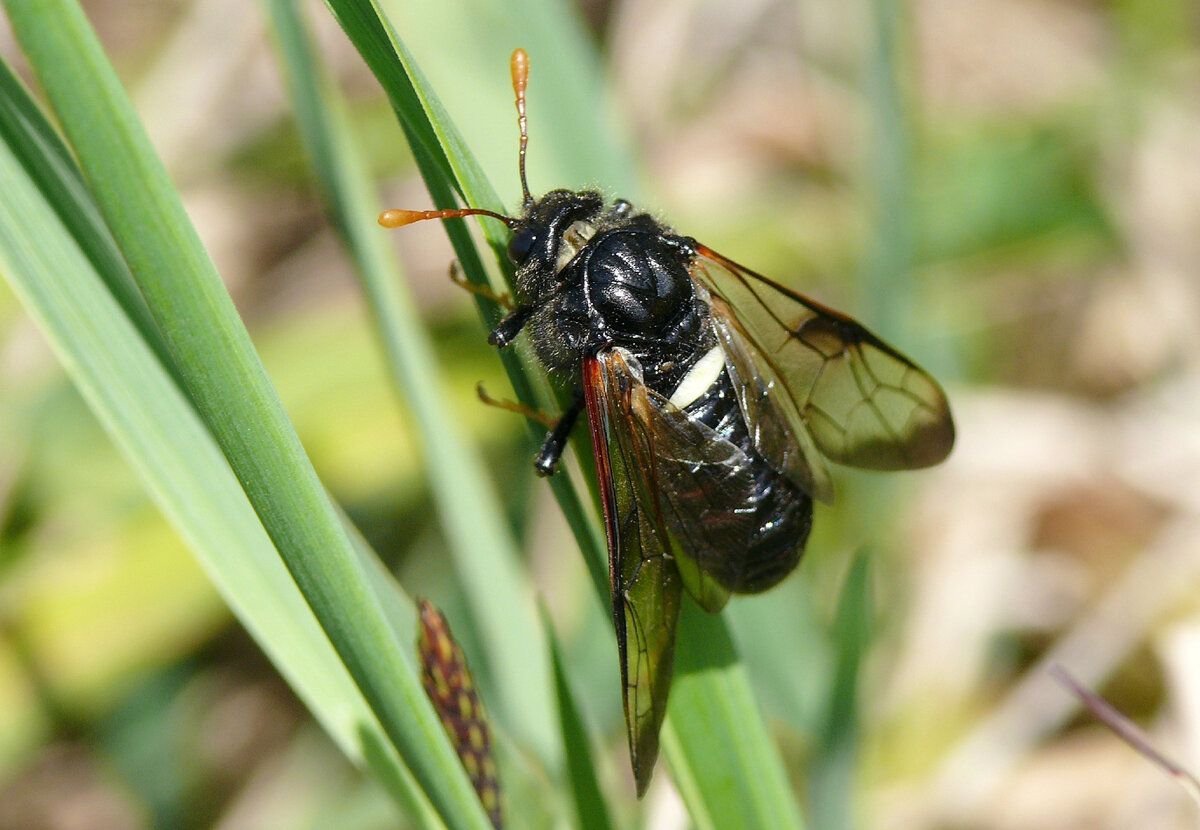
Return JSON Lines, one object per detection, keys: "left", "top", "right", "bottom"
{"left": 664, "top": 601, "right": 806, "bottom": 830}
{"left": 2, "top": 3, "right": 489, "bottom": 825}
{"left": 542, "top": 607, "right": 614, "bottom": 830}
{"left": 861, "top": 0, "right": 915, "bottom": 341}
{"left": 0, "top": 95, "right": 442, "bottom": 827}
{"left": 808, "top": 551, "right": 872, "bottom": 830}
{"left": 264, "top": 0, "right": 557, "bottom": 768}
{"left": 323, "top": 0, "right": 612, "bottom": 602}
{"left": 0, "top": 58, "right": 170, "bottom": 372}
{"left": 374, "top": 0, "right": 635, "bottom": 204}
{"left": 1051, "top": 664, "right": 1200, "bottom": 808}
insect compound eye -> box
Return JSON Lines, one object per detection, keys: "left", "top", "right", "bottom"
{"left": 507, "top": 227, "right": 538, "bottom": 263}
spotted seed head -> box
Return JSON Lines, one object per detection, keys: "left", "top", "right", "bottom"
{"left": 417, "top": 599, "right": 502, "bottom": 828}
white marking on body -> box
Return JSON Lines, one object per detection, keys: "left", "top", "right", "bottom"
{"left": 669, "top": 346, "right": 726, "bottom": 408}
{"left": 555, "top": 220, "right": 596, "bottom": 273}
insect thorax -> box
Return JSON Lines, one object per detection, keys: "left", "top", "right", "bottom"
{"left": 513, "top": 191, "right": 714, "bottom": 391}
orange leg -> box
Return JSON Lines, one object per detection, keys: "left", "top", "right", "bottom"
{"left": 449, "top": 261, "right": 514, "bottom": 311}
{"left": 475, "top": 383, "right": 556, "bottom": 428}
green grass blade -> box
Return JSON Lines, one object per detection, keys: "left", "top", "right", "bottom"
{"left": 2, "top": 3, "right": 489, "bottom": 826}
{"left": 0, "top": 88, "right": 442, "bottom": 828}
{"left": 0, "top": 57, "right": 171, "bottom": 373}
{"left": 663, "top": 602, "right": 806, "bottom": 830}
{"left": 264, "top": 0, "right": 558, "bottom": 768}
{"left": 374, "top": 0, "right": 635, "bottom": 203}
{"left": 323, "top": 0, "right": 612, "bottom": 597}
{"left": 542, "top": 607, "right": 614, "bottom": 830}
{"left": 322, "top": 2, "right": 805, "bottom": 822}
{"left": 808, "top": 551, "right": 872, "bottom": 830}
{"left": 861, "top": 0, "right": 915, "bottom": 341}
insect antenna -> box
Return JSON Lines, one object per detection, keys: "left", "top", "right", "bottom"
{"left": 379, "top": 49, "right": 534, "bottom": 230}
{"left": 378, "top": 207, "right": 516, "bottom": 229}
{"left": 510, "top": 48, "right": 533, "bottom": 207}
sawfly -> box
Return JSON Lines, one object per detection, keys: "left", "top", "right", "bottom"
{"left": 380, "top": 48, "right": 955, "bottom": 796}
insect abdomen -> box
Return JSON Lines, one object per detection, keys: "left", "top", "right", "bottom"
{"left": 682, "top": 369, "right": 813, "bottom": 593}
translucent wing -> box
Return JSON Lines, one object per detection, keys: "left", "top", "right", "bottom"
{"left": 584, "top": 351, "right": 681, "bottom": 797}
{"left": 582, "top": 348, "right": 765, "bottom": 793}
{"left": 709, "top": 306, "right": 835, "bottom": 503}
{"left": 691, "top": 244, "right": 955, "bottom": 472}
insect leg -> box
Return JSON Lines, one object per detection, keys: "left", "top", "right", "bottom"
{"left": 447, "top": 258, "right": 539, "bottom": 346}
{"left": 488, "top": 273, "right": 572, "bottom": 347}
{"left": 488, "top": 303, "right": 537, "bottom": 347}
{"left": 448, "top": 261, "right": 514, "bottom": 310}
{"left": 533, "top": 392, "right": 585, "bottom": 477}
{"left": 475, "top": 383, "right": 557, "bottom": 427}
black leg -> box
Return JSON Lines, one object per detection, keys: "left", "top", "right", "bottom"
{"left": 488, "top": 304, "right": 536, "bottom": 347}
{"left": 534, "top": 393, "right": 584, "bottom": 477}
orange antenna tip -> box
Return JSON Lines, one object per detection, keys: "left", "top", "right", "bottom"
{"left": 378, "top": 206, "right": 517, "bottom": 230}
{"left": 378, "top": 209, "right": 428, "bottom": 228}
{"left": 509, "top": 48, "right": 533, "bottom": 205}
{"left": 510, "top": 48, "right": 530, "bottom": 91}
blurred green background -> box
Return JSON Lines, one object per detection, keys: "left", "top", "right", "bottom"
{"left": 2, "top": 0, "right": 1199, "bottom": 828}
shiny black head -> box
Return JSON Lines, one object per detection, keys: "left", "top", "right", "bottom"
{"left": 506, "top": 190, "right": 605, "bottom": 291}
{"left": 377, "top": 49, "right": 608, "bottom": 301}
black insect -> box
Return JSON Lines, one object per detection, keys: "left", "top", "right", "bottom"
{"left": 381, "top": 48, "right": 955, "bottom": 796}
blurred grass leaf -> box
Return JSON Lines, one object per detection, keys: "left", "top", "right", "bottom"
{"left": 0, "top": 60, "right": 171, "bottom": 372}
{"left": 664, "top": 602, "right": 806, "bottom": 830}
{"left": 372, "top": 0, "right": 635, "bottom": 203}
{"left": 917, "top": 122, "right": 1114, "bottom": 263}
{"left": 0, "top": 71, "right": 447, "bottom": 827}
{"left": 543, "top": 607, "right": 614, "bottom": 830}
{"left": 808, "top": 550, "right": 872, "bottom": 830}
{"left": 265, "top": 0, "right": 558, "bottom": 769}
{"left": 1, "top": 1, "right": 490, "bottom": 825}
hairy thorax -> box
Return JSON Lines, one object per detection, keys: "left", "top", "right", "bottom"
{"left": 516, "top": 196, "right": 714, "bottom": 394}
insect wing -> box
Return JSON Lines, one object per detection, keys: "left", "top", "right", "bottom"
{"left": 709, "top": 305, "right": 835, "bottom": 503}
{"left": 583, "top": 352, "right": 682, "bottom": 796}
{"left": 691, "top": 246, "right": 955, "bottom": 471}
{"left": 583, "top": 348, "right": 767, "bottom": 791}
{"left": 592, "top": 348, "right": 772, "bottom": 603}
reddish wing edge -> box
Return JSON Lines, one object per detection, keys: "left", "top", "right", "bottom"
{"left": 582, "top": 355, "right": 621, "bottom": 632}
{"left": 582, "top": 352, "right": 682, "bottom": 798}
{"left": 581, "top": 353, "right": 656, "bottom": 797}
